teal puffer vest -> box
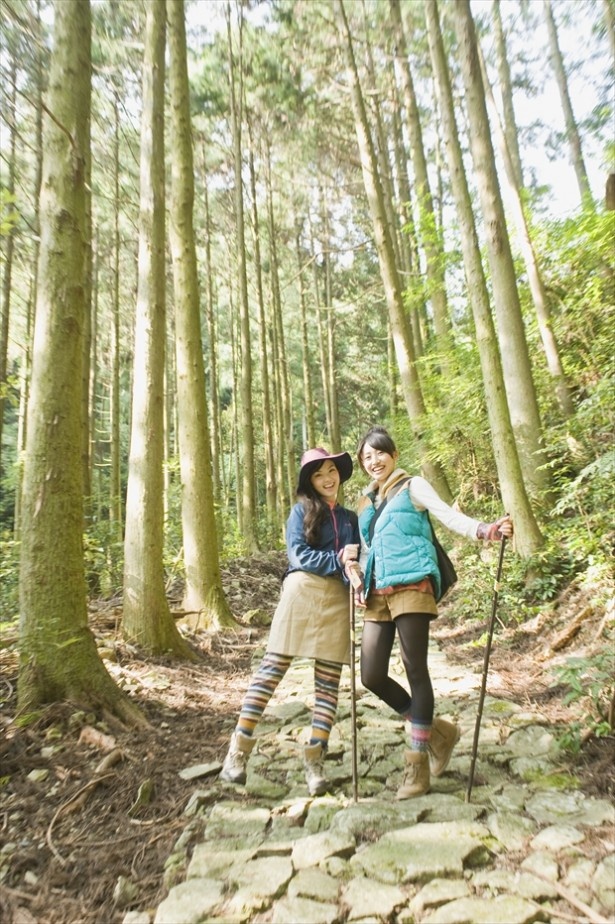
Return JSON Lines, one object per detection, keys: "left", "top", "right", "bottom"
{"left": 359, "top": 487, "right": 440, "bottom": 599}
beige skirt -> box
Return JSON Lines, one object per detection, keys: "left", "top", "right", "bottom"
{"left": 267, "top": 570, "right": 350, "bottom": 665}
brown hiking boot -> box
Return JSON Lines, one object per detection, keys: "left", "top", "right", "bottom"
{"left": 396, "top": 750, "right": 430, "bottom": 799}
{"left": 304, "top": 743, "right": 329, "bottom": 796}
{"left": 219, "top": 731, "right": 255, "bottom": 784}
{"left": 428, "top": 717, "right": 460, "bottom": 777}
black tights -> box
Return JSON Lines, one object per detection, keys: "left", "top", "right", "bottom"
{"left": 360, "top": 614, "right": 434, "bottom": 725}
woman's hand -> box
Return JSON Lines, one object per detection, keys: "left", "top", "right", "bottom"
{"left": 340, "top": 543, "right": 359, "bottom": 565}
{"left": 477, "top": 514, "right": 513, "bottom": 541}
{"left": 345, "top": 560, "right": 365, "bottom": 606}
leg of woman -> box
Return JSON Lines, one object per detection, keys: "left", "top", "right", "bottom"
{"left": 235, "top": 651, "right": 293, "bottom": 738}
{"left": 220, "top": 651, "right": 293, "bottom": 784}
{"left": 360, "top": 620, "right": 412, "bottom": 717}
{"left": 303, "top": 658, "right": 343, "bottom": 795}
{"left": 393, "top": 613, "right": 435, "bottom": 799}
{"left": 395, "top": 613, "right": 434, "bottom": 751}
{"left": 310, "top": 659, "right": 343, "bottom": 748}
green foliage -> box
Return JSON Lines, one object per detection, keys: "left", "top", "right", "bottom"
{"left": 83, "top": 522, "right": 124, "bottom": 598}
{"left": 0, "top": 189, "right": 20, "bottom": 235}
{"left": 0, "top": 533, "right": 19, "bottom": 623}
{"left": 551, "top": 650, "right": 615, "bottom": 754}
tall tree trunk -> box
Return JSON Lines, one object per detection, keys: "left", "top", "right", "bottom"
{"left": 478, "top": 42, "right": 574, "bottom": 419}
{"left": 201, "top": 173, "right": 221, "bottom": 506}
{"left": 248, "top": 138, "right": 277, "bottom": 520}
{"left": 14, "top": 287, "right": 33, "bottom": 540}
{"left": 18, "top": 0, "right": 145, "bottom": 724}
{"left": 0, "top": 55, "right": 17, "bottom": 481}
{"left": 492, "top": 1, "right": 524, "bottom": 191}
{"left": 451, "top": 0, "right": 548, "bottom": 500}
{"left": 226, "top": 2, "right": 258, "bottom": 551}
{"left": 309, "top": 209, "right": 333, "bottom": 441}
{"left": 335, "top": 0, "right": 452, "bottom": 502}
{"left": 167, "top": 0, "right": 233, "bottom": 627}
{"left": 16, "top": 2, "right": 45, "bottom": 539}
{"left": 387, "top": 321, "right": 399, "bottom": 420}
{"left": 110, "top": 93, "right": 122, "bottom": 540}
{"left": 89, "top": 244, "right": 98, "bottom": 516}
{"left": 390, "top": 87, "right": 425, "bottom": 358}
{"left": 266, "top": 141, "right": 295, "bottom": 504}
{"left": 122, "top": 0, "right": 195, "bottom": 657}
{"left": 228, "top": 287, "right": 243, "bottom": 527}
{"left": 543, "top": 0, "right": 593, "bottom": 207}
{"left": 320, "top": 186, "right": 341, "bottom": 452}
{"left": 426, "top": 0, "right": 543, "bottom": 558}
{"left": 81, "top": 75, "right": 93, "bottom": 515}
{"left": 295, "top": 219, "right": 316, "bottom": 449}
{"left": 389, "top": 0, "right": 452, "bottom": 355}
{"left": 361, "top": 3, "right": 402, "bottom": 276}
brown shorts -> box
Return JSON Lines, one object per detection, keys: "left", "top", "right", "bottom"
{"left": 362, "top": 588, "right": 438, "bottom": 622}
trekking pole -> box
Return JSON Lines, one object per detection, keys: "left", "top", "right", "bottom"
{"left": 466, "top": 535, "right": 507, "bottom": 803}
{"left": 348, "top": 569, "right": 362, "bottom": 803}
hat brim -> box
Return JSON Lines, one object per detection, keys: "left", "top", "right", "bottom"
{"left": 297, "top": 451, "right": 353, "bottom": 495}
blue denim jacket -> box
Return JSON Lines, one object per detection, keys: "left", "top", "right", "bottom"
{"left": 285, "top": 502, "right": 360, "bottom": 582}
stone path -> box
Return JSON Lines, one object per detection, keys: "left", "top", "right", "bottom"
{"left": 133, "top": 632, "right": 614, "bottom": 924}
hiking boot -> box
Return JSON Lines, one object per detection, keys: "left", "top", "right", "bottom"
{"left": 396, "top": 750, "right": 430, "bottom": 799}
{"left": 304, "top": 743, "right": 328, "bottom": 796}
{"left": 428, "top": 717, "right": 461, "bottom": 777}
{"left": 219, "top": 731, "right": 255, "bottom": 784}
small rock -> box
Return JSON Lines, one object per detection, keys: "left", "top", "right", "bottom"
{"left": 113, "top": 875, "right": 139, "bottom": 909}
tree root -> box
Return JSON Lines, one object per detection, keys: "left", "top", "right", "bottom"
{"left": 535, "top": 873, "right": 611, "bottom": 924}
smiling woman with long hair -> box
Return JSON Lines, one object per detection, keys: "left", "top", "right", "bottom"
{"left": 219, "top": 447, "right": 361, "bottom": 796}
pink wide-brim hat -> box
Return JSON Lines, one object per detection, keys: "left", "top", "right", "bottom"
{"left": 296, "top": 447, "right": 353, "bottom": 495}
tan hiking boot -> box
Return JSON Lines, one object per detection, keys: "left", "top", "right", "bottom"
{"left": 219, "top": 731, "right": 255, "bottom": 784}
{"left": 304, "top": 743, "right": 329, "bottom": 796}
{"left": 396, "top": 750, "right": 430, "bottom": 799}
{"left": 428, "top": 717, "right": 460, "bottom": 777}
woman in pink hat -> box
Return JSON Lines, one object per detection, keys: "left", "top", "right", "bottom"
{"left": 220, "top": 447, "right": 362, "bottom": 795}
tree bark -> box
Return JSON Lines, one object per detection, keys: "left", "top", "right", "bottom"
{"left": 310, "top": 205, "right": 333, "bottom": 442}
{"left": 335, "top": 0, "right": 452, "bottom": 502}
{"left": 389, "top": 0, "right": 452, "bottom": 355}
{"left": 122, "top": 0, "right": 196, "bottom": 656}
{"left": 543, "top": 0, "right": 593, "bottom": 208}
{"left": 451, "top": 0, "right": 549, "bottom": 500}
{"left": 15, "top": 1, "right": 45, "bottom": 539}
{"left": 425, "top": 0, "right": 543, "bottom": 558}
{"left": 0, "top": 55, "right": 17, "bottom": 482}
{"left": 492, "top": 1, "right": 524, "bottom": 191}
{"left": 478, "top": 41, "right": 574, "bottom": 419}
{"left": 390, "top": 86, "right": 425, "bottom": 357}
{"left": 320, "top": 190, "right": 342, "bottom": 453}
{"left": 266, "top": 140, "right": 295, "bottom": 505}
{"left": 109, "top": 93, "right": 122, "bottom": 540}
{"left": 167, "top": 0, "right": 234, "bottom": 628}
{"left": 226, "top": 2, "right": 258, "bottom": 551}
{"left": 248, "top": 139, "right": 277, "bottom": 522}
{"left": 201, "top": 172, "right": 222, "bottom": 507}
{"left": 295, "top": 219, "right": 316, "bottom": 449}
{"left": 18, "top": 0, "right": 145, "bottom": 725}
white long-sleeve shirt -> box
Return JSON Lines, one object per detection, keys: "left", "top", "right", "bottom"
{"left": 362, "top": 469, "right": 481, "bottom": 541}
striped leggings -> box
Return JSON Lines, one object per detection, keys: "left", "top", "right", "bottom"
{"left": 235, "top": 652, "right": 343, "bottom": 749}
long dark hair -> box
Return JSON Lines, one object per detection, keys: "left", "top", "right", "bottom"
{"left": 357, "top": 426, "right": 397, "bottom": 473}
{"left": 297, "top": 466, "right": 331, "bottom": 545}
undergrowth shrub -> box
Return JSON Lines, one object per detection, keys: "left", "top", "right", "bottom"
{"left": 551, "top": 649, "right": 615, "bottom": 754}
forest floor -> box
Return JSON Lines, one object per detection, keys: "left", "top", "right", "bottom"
{"left": 1, "top": 551, "right": 613, "bottom": 924}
